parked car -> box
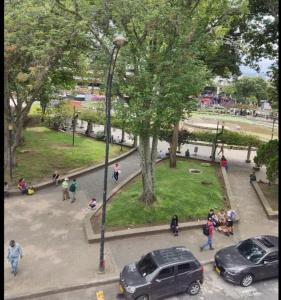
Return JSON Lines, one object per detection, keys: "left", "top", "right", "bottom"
{"left": 214, "top": 235, "right": 278, "bottom": 287}
{"left": 119, "top": 246, "right": 204, "bottom": 300}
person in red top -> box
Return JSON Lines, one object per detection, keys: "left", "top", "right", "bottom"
{"left": 200, "top": 218, "right": 215, "bottom": 251}
{"left": 18, "top": 178, "right": 28, "bottom": 195}
{"left": 220, "top": 156, "right": 228, "bottom": 171}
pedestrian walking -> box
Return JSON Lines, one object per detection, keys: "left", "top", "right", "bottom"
{"left": 69, "top": 179, "right": 78, "bottom": 203}
{"left": 170, "top": 215, "right": 179, "bottom": 236}
{"left": 218, "top": 144, "right": 224, "bottom": 156}
{"left": 200, "top": 218, "right": 215, "bottom": 251}
{"left": 113, "top": 162, "right": 121, "bottom": 182}
{"left": 7, "top": 240, "right": 23, "bottom": 276}
{"left": 4, "top": 181, "right": 9, "bottom": 198}
{"left": 220, "top": 156, "right": 228, "bottom": 171}
{"left": 62, "top": 177, "right": 70, "bottom": 201}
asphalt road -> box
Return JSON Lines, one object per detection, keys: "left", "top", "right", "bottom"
{"left": 31, "top": 264, "right": 278, "bottom": 300}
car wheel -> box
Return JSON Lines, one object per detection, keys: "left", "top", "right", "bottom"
{"left": 187, "top": 281, "right": 201, "bottom": 295}
{"left": 240, "top": 274, "right": 254, "bottom": 287}
{"left": 135, "top": 295, "right": 149, "bottom": 300}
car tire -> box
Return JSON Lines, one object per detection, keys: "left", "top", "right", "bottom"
{"left": 240, "top": 274, "right": 254, "bottom": 287}
{"left": 187, "top": 281, "right": 201, "bottom": 295}
{"left": 135, "top": 295, "right": 149, "bottom": 300}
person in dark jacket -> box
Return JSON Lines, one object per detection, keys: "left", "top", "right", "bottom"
{"left": 170, "top": 215, "right": 179, "bottom": 236}
{"left": 200, "top": 218, "right": 215, "bottom": 251}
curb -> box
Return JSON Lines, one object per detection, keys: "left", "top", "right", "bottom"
{"left": 5, "top": 260, "right": 214, "bottom": 300}
{"left": 84, "top": 156, "right": 239, "bottom": 243}
{"left": 7, "top": 148, "right": 137, "bottom": 197}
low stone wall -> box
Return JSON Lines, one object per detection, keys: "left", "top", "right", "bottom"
{"left": 84, "top": 156, "right": 239, "bottom": 243}
{"left": 251, "top": 181, "right": 278, "bottom": 219}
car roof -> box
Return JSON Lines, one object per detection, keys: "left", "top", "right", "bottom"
{"left": 150, "top": 246, "right": 198, "bottom": 267}
{"left": 252, "top": 235, "right": 278, "bottom": 252}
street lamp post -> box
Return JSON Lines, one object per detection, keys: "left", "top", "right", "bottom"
{"left": 99, "top": 35, "right": 127, "bottom": 273}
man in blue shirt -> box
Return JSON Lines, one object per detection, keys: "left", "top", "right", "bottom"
{"left": 7, "top": 240, "right": 23, "bottom": 276}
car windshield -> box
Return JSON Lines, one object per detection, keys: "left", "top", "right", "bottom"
{"left": 137, "top": 253, "right": 158, "bottom": 277}
{"left": 237, "top": 239, "right": 266, "bottom": 263}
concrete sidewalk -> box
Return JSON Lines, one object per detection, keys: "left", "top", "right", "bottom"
{"left": 4, "top": 143, "right": 277, "bottom": 299}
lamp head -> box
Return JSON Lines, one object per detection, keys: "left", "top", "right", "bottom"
{"left": 113, "top": 35, "right": 127, "bottom": 48}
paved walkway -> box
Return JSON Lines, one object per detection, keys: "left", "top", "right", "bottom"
{"left": 4, "top": 133, "right": 277, "bottom": 299}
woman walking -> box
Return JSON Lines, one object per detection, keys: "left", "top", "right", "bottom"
{"left": 113, "top": 162, "right": 121, "bottom": 182}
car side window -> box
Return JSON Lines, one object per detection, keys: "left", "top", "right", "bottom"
{"left": 177, "top": 263, "right": 191, "bottom": 274}
{"left": 264, "top": 252, "right": 278, "bottom": 263}
{"left": 157, "top": 267, "right": 174, "bottom": 280}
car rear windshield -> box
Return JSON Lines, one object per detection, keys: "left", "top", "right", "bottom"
{"left": 137, "top": 253, "right": 158, "bottom": 277}
{"left": 237, "top": 239, "right": 266, "bottom": 263}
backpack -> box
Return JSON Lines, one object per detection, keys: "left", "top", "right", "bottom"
{"left": 202, "top": 223, "right": 209, "bottom": 236}
{"left": 27, "top": 188, "right": 35, "bottom": 195}
{"left": 69, "top": 183, "right": 76, "bottom": 192}
{"left": 227, "top": 210, "right": 236, "bottom": 221}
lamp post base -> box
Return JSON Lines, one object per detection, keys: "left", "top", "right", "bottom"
{"left": 98, "top": 260, "right": 105, "bottom": 273}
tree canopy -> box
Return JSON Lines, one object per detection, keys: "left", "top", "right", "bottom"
{"left": 254, "top": 139, "right": 278, "bottom": 183}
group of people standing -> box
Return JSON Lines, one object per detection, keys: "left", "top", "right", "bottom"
{"left": 169, "top": 207, "right": 236, "bottom": 252}
{"left": 200, "top": 208, "right": 236, "bottom": 251}
{"left": 61, "top": 177, "right": 78, "bottom": 203}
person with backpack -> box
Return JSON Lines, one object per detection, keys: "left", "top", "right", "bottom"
{"left": 69, "top": 178, "right": 78, "bottom": 203}
{"left": 200, "top": 218, "right": 215, "bottom": 251}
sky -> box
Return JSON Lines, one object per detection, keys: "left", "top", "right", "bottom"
{"left": 239, "top": 58, "right": 274, "bottom": 79}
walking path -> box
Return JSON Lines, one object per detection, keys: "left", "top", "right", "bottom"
{"left": 4, "top": 132, "right": 277, "bottom": 299}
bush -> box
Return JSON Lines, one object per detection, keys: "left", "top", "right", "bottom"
{"left": 24, "top": 115, "right": 42, "bottom": 127}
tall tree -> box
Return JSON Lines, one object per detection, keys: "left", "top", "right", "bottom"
{"left": 110, "top": 0, "right": 248, "bottom": 202}
{"left": 232, "top": 76, "right": 268, "bottom": 105}
{"left": 4, "top": 0, "right": 89, "bottom": 170}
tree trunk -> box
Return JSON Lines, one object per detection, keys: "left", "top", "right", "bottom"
{"left": 133, "top": 135, "right": 138, "bottom": 147}
{"left": 245, "top": 145, "right": 252, "bottom": 163}
{"left": 170, "top": 122, "right": 179, "bottom": 168}
{"left": 138, "top": 133, "right": 157, "bottom": 205}
{"left": 121, "top": 122, "right": 125, "bottom": 143}
{"left": 86, "top": 121, "right": 93, "bottom": 135}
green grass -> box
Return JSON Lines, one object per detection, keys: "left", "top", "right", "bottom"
{"left": 192, "top": 112, "right": 261, "bottom": 124}
{"left": 7, "top": 126, "right": 129, "bottom": 185}
{"left": 105, "top": 159, "right": 226, "bottom": 229}
{"left": 258, "top": 183, "right": 278, "bottom": 211}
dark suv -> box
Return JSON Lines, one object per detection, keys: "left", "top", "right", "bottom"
{"left": 119, "top": 246, "right": 204, "bottom": 300}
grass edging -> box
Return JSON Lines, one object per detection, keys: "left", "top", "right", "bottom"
{"left": 84, "top": 157, "right": 239, "bottom": 243}
{"left": 251, "top": 181, "right": 278, "bottom": 219}
{"left": 8, "top": 148, "right": 137, "bottom": 197}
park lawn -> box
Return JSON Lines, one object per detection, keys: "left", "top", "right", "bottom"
{"left": 104, "top": 158, "right": 226, "bottom": 229}
{"left": 8, "top": 126, "right": 128, "bottom": 185}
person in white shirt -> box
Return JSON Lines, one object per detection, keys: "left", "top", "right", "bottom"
{"left": 7, "top": 240, "right": 23, "bottom": 276}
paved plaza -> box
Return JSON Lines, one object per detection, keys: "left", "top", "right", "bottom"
{"left": 4, "top": 136, "right": 278, "bottom": 299}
